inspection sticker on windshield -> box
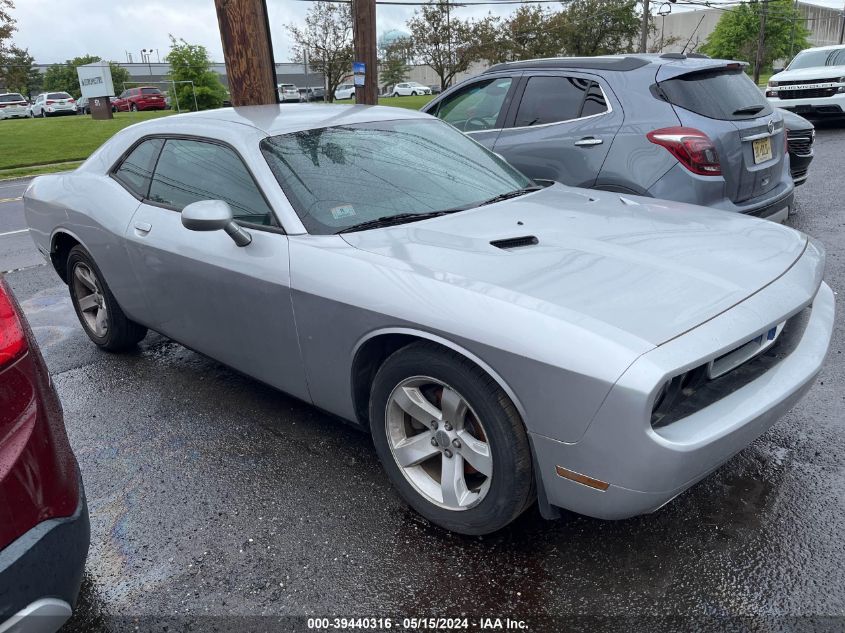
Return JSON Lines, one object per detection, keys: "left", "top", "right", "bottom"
{"left": 331, "top": 205, "right": 356, "bottom": 219}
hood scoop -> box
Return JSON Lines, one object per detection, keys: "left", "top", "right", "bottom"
{"left": 490, "top": 235, "right": 539, "bottom": 250}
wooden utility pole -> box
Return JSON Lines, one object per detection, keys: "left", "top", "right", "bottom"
{"left": 639, "top": 0, "right": 650, "bottom": 53}
{"left": 214, "top": 0, "right": 279, "bottom": 106}
{"left": 754, "top": 2, "right": 767, "bottom": 85}
{"left": 353, "top": 0, "right": 379, "bottom": 105}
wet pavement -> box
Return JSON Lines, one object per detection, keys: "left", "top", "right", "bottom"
{"left": 3, "top": 126, "right": 845, "bottom": 632}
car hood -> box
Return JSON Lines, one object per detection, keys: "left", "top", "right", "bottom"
{"left": 771, "top": 65, "right": 845, "bottom": 82}
{"left": 341, "top": 186, "right": 808, "bottom": 346}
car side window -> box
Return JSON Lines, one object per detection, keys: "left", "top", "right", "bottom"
{"left": 148, "top": 138, "right": 275, "bottom": 226}
{"left": 113, "top": 138, "right": 165, "bottom": 198}
{"left": 435, "top": 77, "right": 513, "bottom": 132}
{"left": 513, "top": 76, "right": 593, "bottom": 127}
{"left": 580, "top": 82, "right": 609, "bottom": 117}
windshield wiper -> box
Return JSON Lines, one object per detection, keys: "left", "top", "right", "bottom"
{"left": 477, "top": 186, "right": 543, "bottom": 207}
{"left": 733, "top": 105, "right": 766, "bottom": 115}
{"left": 337, "top": 210, "right": 457, "bottom": 234}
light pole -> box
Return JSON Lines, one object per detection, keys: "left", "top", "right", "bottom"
{"left": 141, "top": 49, "right": 154, "bottom": 79}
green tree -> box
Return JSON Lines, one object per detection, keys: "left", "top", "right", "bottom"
{"left": 42, "top": 55, "right": 130, "bottom": 99}
{"left": 700, "top": 0, "right": 810, "bottom": 77}
{"left": 380, "top": 41, "right": 410, "bottom": 90}
{"left": 165, "top": 35, "right": 226, "bottom": 111}
{"left": 407, "top": 0, "right": 492, "bottom": 89}
{"left": 0, "top": 46, "right": 41, "bottom": 97}
{"left": 0, "top": 0, "right": 14, "bottom": 57}
{"left": 287, "top": 2, "right": 353, "bottom": 103}
{"left": 556, "top": 0, "right": 641, "bottom": 56}
{"left": 486, "top": 5, "right": 563, "bottom": 63}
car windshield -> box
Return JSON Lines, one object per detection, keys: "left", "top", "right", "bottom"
{"left": 261, "top": 118, "right": 533, "bottom": 234}
{"left": 0, "top": 94, "right": 24, "bottom": 102}
{"left": 788, "top": 47, "right": 845, "bottom": 70}
{"left": 47, "top": 92, "right": 71, "bottom": 100}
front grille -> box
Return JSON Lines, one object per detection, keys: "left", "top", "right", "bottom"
{"left": 652, "top": 306, "right": 811, "bottom": 428}
{"left": 787, "top": 130, "right": 813, "bottom": 155}
{"left": 779, "top": 88, "right": 838, "bottom": 100}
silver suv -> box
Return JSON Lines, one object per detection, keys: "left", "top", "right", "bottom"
{"left": 423, "top": 54, "right": 794, "bottom": 222}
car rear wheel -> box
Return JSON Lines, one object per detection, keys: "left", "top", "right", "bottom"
{"left": 130, "top": 103, "right": 138, "bottom": 112}
{"left": 411, "top": 91, "right": 418, "bottom": 96}
{"left": 392, "top": 92, "right": 399, "bottom": 98}
{"left": 67, "top": 246, "right": 147, "bottom": 351}
{"left": 369, "top": 341, "right": 534, "bottom": 535}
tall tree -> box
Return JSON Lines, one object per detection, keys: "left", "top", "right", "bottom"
{"left": 0, "top": 0, "right": 14, "bottom": 57}
{"left": 700, "top": 0, "right": 809, "bottom": 71}
{"left": 42, "top": 55, "right": 131, "bottom": 99}
{"left": 0, "top": 46, "right": 41, "bottom": 97}
{"left": 166, "top": 36, "right": 227, "bottom": 111}
{"left": 407, "top": 0, "right": 491, "bottom": 89}
{"left": 556, "top": 0, "right": 641, "bottom": 56}
{"left": 287, "top": 2, "right": 353, "bottom": 103}
{"left": 486, "top": 5, "right": 562, "bottom": 63}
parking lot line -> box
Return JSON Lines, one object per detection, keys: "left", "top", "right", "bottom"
{"left": 0, "top": 197, "right": 23, "bottom": 204}
{"left": 0, "top": 228, "right": 28, "bottom": 237}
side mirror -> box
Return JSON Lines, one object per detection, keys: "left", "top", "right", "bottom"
{"left": 181, "top": 200, "right": 252, "bottom": 247}
{"left": 773, "top": 67, "right": 784, "bottom": 74}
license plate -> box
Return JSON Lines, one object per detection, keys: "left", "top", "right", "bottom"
{"left": 752, "top": 137, "right": 773, "bottom": 164}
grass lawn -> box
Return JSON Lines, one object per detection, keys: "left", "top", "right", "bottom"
{"left": 0, "top": 110, "right": 173, "bottom": 171}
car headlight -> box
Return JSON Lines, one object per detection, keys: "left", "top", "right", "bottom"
{"left": 839, "top": 77, "right": 845, "bottom": 93}
{"left": 768, "top": 80, "right": 779, "bottom": 87}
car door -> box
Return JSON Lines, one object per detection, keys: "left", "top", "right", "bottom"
{"left": 428, "top": 75, "right": 519, "bottom": 150}
{"left": 491, "top": 73, "right": 622, "bottom": 187}
{"left": 123, "top": 136, "right": 310, "bottom": 401}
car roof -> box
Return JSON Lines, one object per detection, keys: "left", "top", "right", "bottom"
{"left": 797, "top": 44, "right": 845, "bottom": 52}
{"left": 130, "top": 103, "right": 430, "bottom": 136}
{"left": 484, "top": 53, "right": 732, "bottom": 74}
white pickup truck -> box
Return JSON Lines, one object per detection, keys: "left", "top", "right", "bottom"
{"left": 766, "top": 45, "right": 845, "bottom": 118}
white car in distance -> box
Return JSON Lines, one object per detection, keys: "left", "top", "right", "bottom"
{"left": 278, "top": 84, "right": 300, "bottom": 103}
{"left": 334, "top": 83, "right": 356, "bottom": 100}
{"left": 391, "top": 82, "right": 432, "bottom": 97}
{"left": 29, "top": 92, "right": 77, "bottom": 117}
{"left": 766, "top": 45, "right": 845, "bottom": 119}
{"left": 0, "top": 93, "right": 29, "bottom": 119}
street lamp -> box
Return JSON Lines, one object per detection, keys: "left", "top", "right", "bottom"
{"left": 141, "top": 49, "right": 154, "bottom": 79}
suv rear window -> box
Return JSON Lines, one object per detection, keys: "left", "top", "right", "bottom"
{"left": 141, "top": 88, "right": 162, "bottom": 95}
{"left": 0, "top": 94, "right": 24, "bottom": 102}
{"left": 47, "top": 92, "right": 71, "bottom": 100}
{"left": 658, "top": 68, "right": 772, "bottom": 120}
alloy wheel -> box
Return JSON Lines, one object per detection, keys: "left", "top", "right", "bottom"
{"left": 72, "top": 263, "right": 109, "bottom": 338}
{"left": 385, "top": 376, "right": 493, "bottom": 510}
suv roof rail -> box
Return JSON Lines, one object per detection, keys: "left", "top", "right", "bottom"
{"left": 485, "top": 56, "right": 650, "bottom": 74}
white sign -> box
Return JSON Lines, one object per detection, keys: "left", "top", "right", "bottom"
{"left": 77, "top": 62, "right": 115, "bottom": 99}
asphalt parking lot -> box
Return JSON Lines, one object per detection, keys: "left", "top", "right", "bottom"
{"left": 2, "top": 125, "right": 844, "bottom": 632}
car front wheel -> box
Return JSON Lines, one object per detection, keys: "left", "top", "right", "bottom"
{"left": 67, "top": 245, "right": 147, "bottom": 351}
{"left": 411, "top": 91, "right": 418, "bottom": 96}
{"left": 370, "top": 341, "right": 534, "bottom": 535}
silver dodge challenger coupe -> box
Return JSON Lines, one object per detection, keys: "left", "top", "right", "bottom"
{"left": 24, "top": 105, "right": 834, "bottom": 535}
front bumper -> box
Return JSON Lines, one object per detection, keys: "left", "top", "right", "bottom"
{"left": 768, "top": 92, "right": 845, "bottom": 118}
{"left": 533, "top": 254, "right": 834, "bottom": 520}
{"left": 0, "top": 473, "right": 89, "bottom": 632}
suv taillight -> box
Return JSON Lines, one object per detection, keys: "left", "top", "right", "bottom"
{"left": 0, "top": 277, "right": 27, "bottom": 370}
{"left": 647, "top": 126, "right": 722, "bottom": 176}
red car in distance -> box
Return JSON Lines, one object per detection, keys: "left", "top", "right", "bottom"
{"left": 111, "top": 86, "right": 167, "bottom": 112}
{"left": 0, "top": 275, "right": 89, "bottom": 632}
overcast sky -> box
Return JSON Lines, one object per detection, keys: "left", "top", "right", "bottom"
{"left": 10, "top": 0, "right": 845, "bottom": 65}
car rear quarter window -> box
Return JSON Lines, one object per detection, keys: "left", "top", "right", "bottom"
{"left": 148, "top": 139, "right": 274, "bottom": 226}
{"left": 581, "top": 82, "right": 609, "bottom": 117}
{"left": 113, "top": 138, "right": 165, "bottom": 198}
{"left": 658, "top": 68, "right": 772, "bottom": 120}
{"left": 513, "top": 76, "right": 597, "bottom": 127}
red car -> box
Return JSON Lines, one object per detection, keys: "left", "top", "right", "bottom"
{"left": 0, "top": 276, "right": 89, "bottom": 631}
{"left": 111, "top": 86, "right": 167, "bottom": 112}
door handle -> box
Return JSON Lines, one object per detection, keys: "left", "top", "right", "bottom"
{"left": 574, "top": 137, "right": 603, "bottom": 147}
{"left": 134, "top": 221, "right": 152, "bottom": 235}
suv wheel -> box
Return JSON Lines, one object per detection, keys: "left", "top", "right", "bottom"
{"left": 67, "top": 246, "right": 147, "bottom": 351}
{"left": 130, "top": 103, "right": 138, "bottom": 112}
{"left": 369, "top": 341, "right": 534, "bottom": 535}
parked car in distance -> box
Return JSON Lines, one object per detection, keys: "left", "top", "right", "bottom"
{"left": 298, "top": 86, "right": 325, "bottom": 102}
{"left": 112, "top": 87, "right": 167, "bottom": 112}
{"left": 278, "top": 84, "right": 300, "bottom": 103}
{"left": 423, "top": 54, "right": 794, "bottom": 222}
{"left": 0, "top": 275, "right": 90, "bottom": 632}
{"left": 76, "top": 96, "right": 89, "bottom": 115}
{"left": 779, "top": 108, "right": 815, "bottom": 186}
{"left": 29, "top": 92, "right": 77, "bottom": 117}
{"left": 24, "top": 105, "right": 834, "bottom": 535}
{"left": 766, "top": 45, "right": 845, "bottom": 119}
{"left": 0, "top": 92, "right": 29, "bottom": 119}
{"left": 391, "top": 81, "right": 432, "bottom": 97}
{"left": 334, "top": 83, "right": 356, "bottom": 100}
{"left": 429, "top": 85, "right": 442, "bottom": 94}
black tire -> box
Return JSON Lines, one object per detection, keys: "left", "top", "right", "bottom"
{"left": 392, "top": 92, "right": 398, "bottom": 98}
{"left": 369, "top": 341, "right": 534, "bottom": 535}
{"left": 130, "top": 103, "right": 138, "bottom": 112}
{"left": 411, "top": 91, "right": 418, "bottom": 96}
{"left": 66, "top": 245, "right": 147, "bottom": 352}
